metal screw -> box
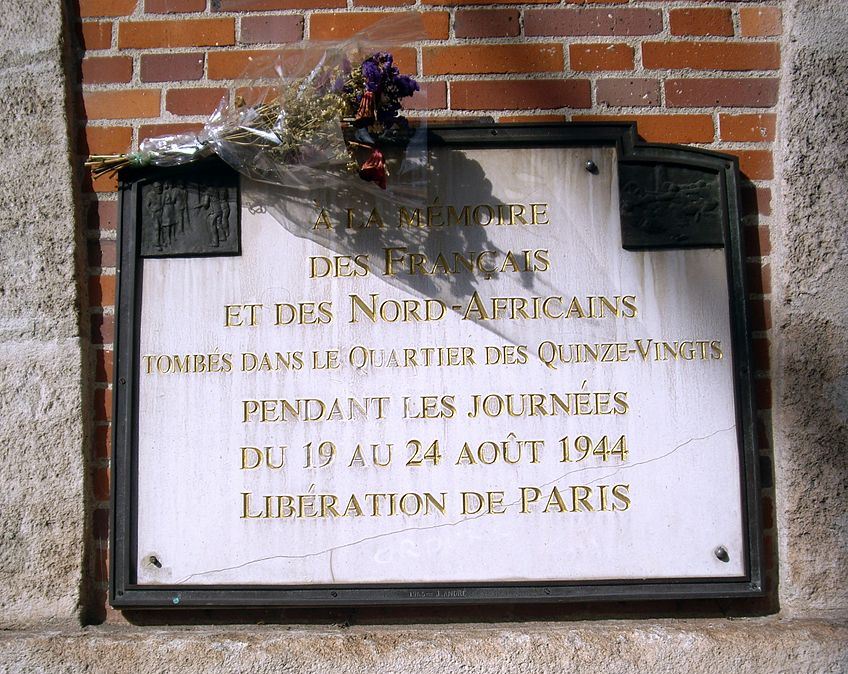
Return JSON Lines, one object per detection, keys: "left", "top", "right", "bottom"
{"left": 585, "top": 160, "right": 599, "bottom": 174}
{"left": 714, "top": 546, "right": 730, "bottom": 563}
{"left": 172, "top": 596, "right": 181, "bottom": 605}
{"left": 331, "top": 591, "right": 338, "bottom": 598}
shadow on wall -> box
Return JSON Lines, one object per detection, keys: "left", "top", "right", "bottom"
{"left": 240, "top": 145, "right": 557, "bottom": 354}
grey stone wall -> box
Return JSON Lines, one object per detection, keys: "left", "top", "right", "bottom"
{"left": 0, "top": 620, "right": 847, "bottom": 674}
{"left": 0, "top": 1, "right": 88, "bottom": 627}
{"left": 773, "top": 0, "right": 848, "bottom": 617}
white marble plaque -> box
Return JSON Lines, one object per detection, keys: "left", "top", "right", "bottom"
{"left": 134, "top": 146, "right": 746, "bottom": 586}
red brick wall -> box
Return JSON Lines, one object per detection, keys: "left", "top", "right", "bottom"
{"left": 73, "top": 0, "right": 780, "bottom": 617}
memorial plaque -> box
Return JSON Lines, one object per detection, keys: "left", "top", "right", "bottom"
{"left": 112, "top": 124, "right": 762, "bottom": 607}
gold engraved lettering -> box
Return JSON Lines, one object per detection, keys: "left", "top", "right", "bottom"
{"left": 517, "top": 484, "right": 631, "bottom": 514}
{"left": 612, "top": 484, "right": 631, "bottom": 511}
{"left": 241, "top": 351, "right": 304, "bottom": 372}
{"left": 461, "top": 491, "right": 505, "bottom": 515}
{"left": 398, "top": 207, "right": 421, "bottom": 228}
{"left": 530, "top": 203, "right": 549, "bottom": 224}
{"left": 241, "top": 492, "right": 259, "bottom": 518}
{"left": 274, "top": 301, "right": 333, "bottom": 326}
{"left": 309, "top": 254, "right": 369, "bottom": 278}
{"left": 225, "top": 303, "right": 262, "bottom": 327}
{"left": 459, "top": 294, "right": 638, "bottom": 322}
{"left": 349, "top": 293, "right": 446, "bottom": 323}
{"left": 240, "top": 446, "right": 286, "bottom": 470}
{"left": 313, "top": 208, "right": 332, "bottom": 229}
{"left": 242, "top": 396, "right": 389, "bottom": 423}
{"left": 544, "top": 486, "right": 569, "bottom": 513}
{"left": 466, "top": 392, "right": 629, "bottom": 418}
{"left": 447, "top": 205, "right": 469, "bottom": 227}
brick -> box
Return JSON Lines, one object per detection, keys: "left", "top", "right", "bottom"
{"left": 209, "top": 47, "right": 416, "bottom": 79}
{"left": 80, "top": 0, "right": 136, "bottom": 17}
{"left": 83, "top": 90, "right": 160, "bottom": 119}
{"left": 742, "top": 187, "right": 772, "bottom": 217}
{"left": 95, "top": 349, "right": 115, "bottom": 383}
{"left": 572, "top": 114, "right": 714, "bottom": 143}
{"left": 81, "top": 56, "right": 133, "bottom": 84}
{"left": 425, "top": 0, "right": 556, "bottom": 5}
{"left": 208, "top": 49, "right": 311, "bottom": 79}
{"left": 424, "top": 44, "right": 563, "bottom": 75}
{"left": 355, "top": 0, "right": 414, "bottom": 5}
{"left": 727, "top": 150, "right": 773, "bottom": 180}
{"left": 310, "top": 12, "right": 449, "bottom": 40}
{"left": 91, "top": 314, "right": 115, "bottom": 344}
{"left": 752, "top": 335, "right": 770, "bottom": 370}
{"left": 145, "top": 0, "right": 206, "bottom": 11}
{"left": 87, "top": 200, "right": 118, "bottom": 231}
{"left": 88, "top": 239, "right": 117, "bottom": 268}
{"left": 597, "top": 78, "right": 659, "bottom": 107}
{"left": 94, "top": 549, "right": 109, "bottom": 584}
{"left": 747, "top": 261, "right": 771, "bottom": 294}
{"left": 500, "top": 114, "right": 567, "bottom": 123}
{"left": 670, "top": 8, "right": 733, "bottom": 37}
{"left": 139, "top": 123, "right": 204, "bottom": 142}
{"left": 81, "top": 126, "right": 133, "bottom": 155}
{"left": 89, "top": 274, "right": 116, "bottom": 306}
{"left": 451, "top": 80, "right": 591, "bottom": 110}
{"left": 569, "top": 44, "right": 633, "bottom": 71}
{"left": 744, "top": 224, "right": 771, "bottom": 256}
{"left": 93, "top": 508, "right": 110, "bottom": 540}
{"left": 87, "top": 173, "right": 119, "bottom": 194}
{"left": 762, "top": 534, "right": 775, "bottom": 574}
{"left": 92, "top": 464, "right": 110, "bottom": 498}
{"left": 525, "top": 9, "right": 661, "bottom": 37}
{"left": 140, "top": 53, "right": 204, "bottom": 82}
{"left": 761, "top": 495, "right": 774, "bottom": 530}
{"left": 643, "top": 41, "right": 779, "bottom": 71}
{"left": 93, "top": 555, "right": 109, "bottom": 594}
{"left": 241, "top": 15, "right": 304, "bottom": 44}
{"left": 750, "top": 298, "right": 771, "bottom": 330}
{"left": 94, "top": 389, "right": 112, "bottom": 424}
{"left": 119, "top": 19, "right": 235, "bottom": 49}
{"left": 214, "top": 0, "right": 345, "bottom": 9}
{"left": 234, "top": 86, "right": 280, "bottom": 105}
{"left": 756, "top": 418, "right": 770, "bottom": 451}
{"left": 92, "top": 238, "right": 118, "bottom": 270}
{"left": 94, "top": 425, "right": 112, "bottom": 460}
{"left": 740, "top": 7, "right": 782, "bottom": 37}
{"left": 455, "top": 10, "right": 520, "bottom": 38}
{"left": 403, "top": 82, "right": 447, "bottom": 110}
{"left": 665, "top": 78, "right": 779, "bottom": 108}
{"left": 424, "top": 116, "right": 494, "bottom": 125}
{"left": 80, "top": 22, "right": 112, "bottom": 50}
{"left": 720, "top": 113, "right": 776, "bottom": 141}
{"left": 755, "top": 378, "right": 772, "bottom": 410}
{"left": 167, "top": 88, "right": 228, "bottom": 116}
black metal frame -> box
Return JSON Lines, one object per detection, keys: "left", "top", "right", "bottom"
{"left": 111, "top": 123, "right": 763, "bottom": 608}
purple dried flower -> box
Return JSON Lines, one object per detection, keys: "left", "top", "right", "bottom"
{"left": 394, "top": 74, "right": 419, "bottom": 98}
{"left": 362, "top": 59, "right": 383, "bottom": 92}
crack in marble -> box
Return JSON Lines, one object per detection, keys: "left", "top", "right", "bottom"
{"left": 174, "top": 426, "right": 735, "bottom": 584}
